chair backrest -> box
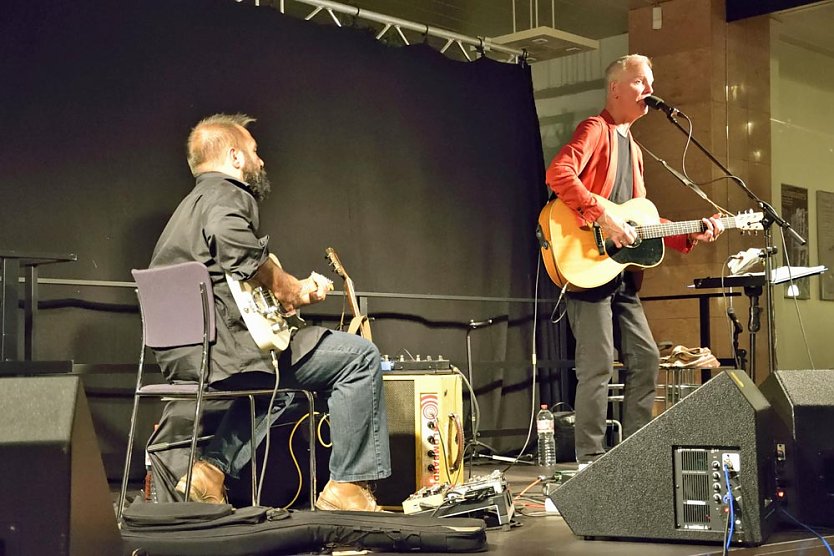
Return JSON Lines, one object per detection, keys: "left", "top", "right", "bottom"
{"left": 131, "top": 262, "right": 216, "bottom": 349}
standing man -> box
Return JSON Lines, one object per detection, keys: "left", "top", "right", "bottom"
{"left": 151, "top": 113, "right": 390, "bottom": 511}
{"left": 546, "top": 55, "right": 724, "bottom": 464}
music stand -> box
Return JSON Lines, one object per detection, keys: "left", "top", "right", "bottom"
{"left": 693, "top": 265, "right": 826, "bottom": 381}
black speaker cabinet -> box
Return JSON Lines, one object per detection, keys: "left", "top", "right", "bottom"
{"left": 0, "top": 376, "right": 121, "bottom": 555}
{"left": 548, "top": 369, "right": 779, "bottom": 546}
{"left": 760, "top": 369, "right": 834, "bottom": 527}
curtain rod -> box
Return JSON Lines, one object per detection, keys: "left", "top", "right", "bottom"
{"left": 278, "top": 0, "right": 525, "bottom": 62}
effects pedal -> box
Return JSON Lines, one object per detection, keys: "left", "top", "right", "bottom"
{"left": 403, "top": 470, "right": 515, "bottom": 525}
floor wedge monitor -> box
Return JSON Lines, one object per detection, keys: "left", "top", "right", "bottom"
{"left": 760, "top": 369, "right": 834, "bottom": 527}
{"left": 548, "top": 369, "right": 779, "bottom": 546}
{"left": 0, "top": 376, "right": 121, "bottom": 555}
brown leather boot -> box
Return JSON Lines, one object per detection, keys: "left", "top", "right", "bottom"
{"left": 315, "top": 479, "right": 382, "bottom": 511}
{"left": 175, "top": 460, "right": 227, "bottom": 504}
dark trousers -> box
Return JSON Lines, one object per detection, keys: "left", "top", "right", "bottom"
{"left": 566, "top": 279, "right": 660, "bottom": 462}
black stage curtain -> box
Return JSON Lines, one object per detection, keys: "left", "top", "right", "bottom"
{"left": 0, "top": 0, "right": 555, "bottom": 451}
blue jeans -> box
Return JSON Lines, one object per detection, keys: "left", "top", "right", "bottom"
{"left": 201, "top": 331, "right": 391, "bottom": 483}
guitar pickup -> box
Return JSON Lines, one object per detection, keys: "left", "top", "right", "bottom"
{"left": 592, "top": 223, "right": 605, "bottom": 255}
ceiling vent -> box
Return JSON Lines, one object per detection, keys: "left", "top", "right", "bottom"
{"left": 491, "top": 1, "right": 599, "bottom": 62}
{"left": 492, "top": 26, "right": 598, "bottom": 62}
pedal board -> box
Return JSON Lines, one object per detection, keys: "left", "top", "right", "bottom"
{"left": 403, "top": 470, "right": 514, "bottom": 525}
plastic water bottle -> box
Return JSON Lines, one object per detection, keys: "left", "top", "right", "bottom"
{"left": 536, "top": 404, "right": 557, "bottom": 468}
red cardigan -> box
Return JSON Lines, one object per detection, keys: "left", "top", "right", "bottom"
{"left": 546, "top": 110, "right": 691, "bottom": 253}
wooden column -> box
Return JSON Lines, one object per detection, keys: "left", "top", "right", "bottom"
{"left": 629, "top": 0, "right": 772, "bottom": 380}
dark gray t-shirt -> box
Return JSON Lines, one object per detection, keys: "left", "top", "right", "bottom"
{"left": 608, "top": 131, "right": 633, "bottom": 205}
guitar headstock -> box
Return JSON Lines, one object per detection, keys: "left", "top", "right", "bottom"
{"left": 325, "top": 247, "right": 350, "bottom": 280}
{"left": 735, "top": 210, "right": 765, "bottom": 232}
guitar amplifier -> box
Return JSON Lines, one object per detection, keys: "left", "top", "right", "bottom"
{"left": 376, "top": 372, "right": 465, "bottom": 508}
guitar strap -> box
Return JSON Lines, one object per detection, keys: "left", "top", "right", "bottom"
{"left": 347, "top": 315, "right": 372, "bottom": 341}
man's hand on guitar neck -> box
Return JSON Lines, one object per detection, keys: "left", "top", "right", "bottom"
{"left": 688, "top": 214, "right": 725, "bottom": 246}
{"left": 596, "top": 210, "right": 638, "bottom": 248}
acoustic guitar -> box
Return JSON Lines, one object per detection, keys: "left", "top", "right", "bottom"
{"left": 325, "top": 247, "right": 373, "bottom": 341}
{"left": 226, "top": 253, "right": 333, "bottom": 352}
{"left": 537, "top": 194, "right": 764, "bottom": 290}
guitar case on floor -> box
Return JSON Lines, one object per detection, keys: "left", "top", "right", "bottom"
{"left": 120, "top": 501, "right": 488, "bottom": 555}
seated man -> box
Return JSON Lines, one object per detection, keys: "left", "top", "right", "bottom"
{"left": 150, "top": 113, "right": 390, "bottom": 511}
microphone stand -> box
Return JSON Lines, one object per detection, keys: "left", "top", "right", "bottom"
{"left": 464, "top": 318, "right": 533, "bottom": 472}
{"left": 654, "top": 108, "right": 806, "bottom": 380}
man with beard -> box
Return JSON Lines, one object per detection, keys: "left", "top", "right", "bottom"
{"left": 149, "top": 113, "right": 390, "bottom": 511}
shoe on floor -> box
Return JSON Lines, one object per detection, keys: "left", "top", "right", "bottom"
{"left": 315, "top": 479, "right": 382, "bottom": 511}
{"left": 175, "top": 460, "right": 227, "bottom": 504}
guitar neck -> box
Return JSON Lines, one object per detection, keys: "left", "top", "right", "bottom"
{"left": 344, "top": 279, "right": 362, "bottom": 317}
{"left": 639, "top": 216, "right": 739, "bottom": 240}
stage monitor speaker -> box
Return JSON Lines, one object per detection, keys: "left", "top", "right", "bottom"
{"left": 375, "top": 372, "right": 465, "bottom": 508}
{"left": 760, "top": 369, "right": 834, "bottom": 527}
{"left": 0, "top": 376, "right": 121, "bottom": 555}
{"left": 548, "top": 369, "right": 779, "bottom": 547}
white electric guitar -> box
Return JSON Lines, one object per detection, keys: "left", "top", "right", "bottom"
{"left": 226, "top": 253, "right": 333, "bottom": 352}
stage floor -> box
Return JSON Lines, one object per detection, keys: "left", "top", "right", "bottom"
{"left": 113, "top": 460, "right": 834, "bottom": 555}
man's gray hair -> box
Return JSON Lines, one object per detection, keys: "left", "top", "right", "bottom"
{"left": 604, "top": 54, "right": 652, "bottom": 85}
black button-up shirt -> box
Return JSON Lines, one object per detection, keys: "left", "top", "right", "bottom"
{"left": 150, "top": 172, "right": 327, "bottom": 383}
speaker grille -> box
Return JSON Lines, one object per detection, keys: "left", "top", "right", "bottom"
{"left": 677, "top": 448, "right": 711, "bottom": 528}
{"left": 681, "top": 449, "right": 708, "bottom": 472}
{"left": 682, "top": 472, "right": 710, "bottom": 501}
{"left": 683, "top": 503, "right": 710, "bottom": 525}
{"left": 377, "top": 380, "right": 417, "bottom": 506}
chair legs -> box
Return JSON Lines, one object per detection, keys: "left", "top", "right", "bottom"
{"left": 118, "top": 388, "right": 319, "bottom": 519}
{"left": 117, "top": 390, "right": 143, "bottom": 523}
{"left": 249, "top": 390, "right": 317, "bottom": 510}
{"left": 301, "top": 390, "right": 317, "bottom": 510}
{"left": 249, "top": 395, "right": 258, "bottom": 506}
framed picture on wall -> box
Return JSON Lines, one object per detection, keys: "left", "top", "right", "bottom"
{"left": 817, "top": 190, "right": 834, "bottom": 300}
{"left": 781, "top": 184, "right": 810, "bottom": 299}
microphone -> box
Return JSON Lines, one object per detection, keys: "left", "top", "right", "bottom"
{"left": 727, "top": 306, "right": 743, "bottom": 334}
{"left": 644, "top": 95, "right": 680, "bottom": 117}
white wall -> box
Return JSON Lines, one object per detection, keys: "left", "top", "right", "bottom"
{"left": 532, "top": 34, "right": 628, "bottom": 165}
{"left": 771, "top": 22, "right": 834, "bottom": 370}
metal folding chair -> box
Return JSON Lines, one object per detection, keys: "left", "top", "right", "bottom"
{"left": 117, "top": 261, "right": 316, "bottom": 521}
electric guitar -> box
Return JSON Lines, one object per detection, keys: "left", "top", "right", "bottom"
{"left": 226, "top": 253, "right": 333, "bottom": 352}
{"left": 537, "top": 194, "right": 764, "bottom": 290}
{"left": 325, "top": 247, "right": 373, "bottom": 341}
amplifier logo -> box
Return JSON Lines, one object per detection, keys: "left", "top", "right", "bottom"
{"left": 420, "top": 392, "right": 441, "bottom": 485}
